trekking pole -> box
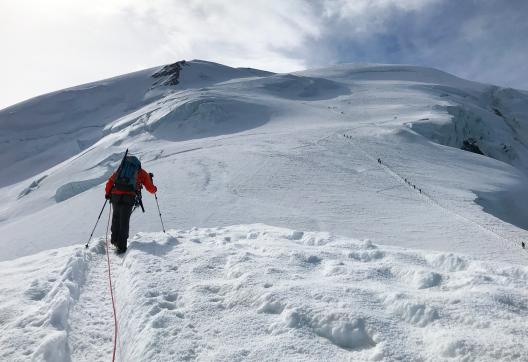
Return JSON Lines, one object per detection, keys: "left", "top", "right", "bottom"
{"left": 154, "top": 193, "right": 166, "bottom": 233}
{"left": 85, "top": 199, "right": 108, "bottom": 248}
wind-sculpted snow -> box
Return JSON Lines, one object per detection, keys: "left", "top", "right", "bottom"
{"left": 17, "top": 175, "right": 47, "bottom": 199}
{"left": 148, "top": 97, "right": 272, "bottom": 142}
{"left": 298, "top": 64, "right": 487, "bottom": 90}
{"left": 0, "top": 60, "right": 272, "bottom": 187}
{"left": 0, "top": 225, "right": 526, "bottom": 361}
{"left": 54, "top": 173, "right": 111, "bottom": 203}
{"left": 476, "top": 187, "right": 528, "bottom": 230}
{"left": 0, "top": 68, "right": 156, "bottom": 187}
{"left": 243, "top": 73, "right": 350, "bottom": 100}
{"left": 103, "top": 95, "right": 271, "bottom": 143}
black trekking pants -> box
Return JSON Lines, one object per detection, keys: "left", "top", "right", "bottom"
{"left": 110, "top": 194, "right": 135, "bottom": 250}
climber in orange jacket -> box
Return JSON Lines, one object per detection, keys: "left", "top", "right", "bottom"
{"left": 104, "top": 155, "right": 157, "bottom": 253}
{"left": 105, "top": 168, "right": 157, "bottom": 196}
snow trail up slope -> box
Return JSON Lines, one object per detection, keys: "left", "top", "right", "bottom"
{"left": 68, "top": 245, "right": 118, "bottom": 361}
{"left": 1, "top": 60, "right": 528, "bottom": 265}
{"left": 0, "top": 225, "right": 527, "bottom": 361}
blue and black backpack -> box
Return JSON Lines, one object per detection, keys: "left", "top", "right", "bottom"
{"left": 114, "top": 155, "right": 141, "bottom": 192}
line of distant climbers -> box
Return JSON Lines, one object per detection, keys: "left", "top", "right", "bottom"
{"left": 344, "top": 134, "right": 528, "bottom": 251}
{"left": 343, "top": 134, "right": 422, "bottom": 193}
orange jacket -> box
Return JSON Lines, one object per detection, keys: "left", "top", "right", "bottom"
{"left": 105, "top": 168, "right": 157, "bottom": 196}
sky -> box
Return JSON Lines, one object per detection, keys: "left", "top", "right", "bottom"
{"left": 1, "top": 0, "right": 527, "bottom": 109}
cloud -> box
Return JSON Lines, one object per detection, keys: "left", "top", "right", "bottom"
{"left": 135, "top": 0, "right": 320, "bottom": 70}
{"left": 303, "top": 0, "right": 528, "bottom": 89}
{"left": 0, "top": 0, "right": 321, "bottom": 108}
{"left": 0, "top": 0, "right": 526, "bottom": 109}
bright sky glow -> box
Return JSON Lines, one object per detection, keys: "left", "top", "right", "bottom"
{"left": 1, "top": 0, "right": 527, "bottom": 109}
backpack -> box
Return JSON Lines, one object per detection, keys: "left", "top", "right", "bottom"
{"left": 114, "top": 156, "right": 141, "bottom": 193}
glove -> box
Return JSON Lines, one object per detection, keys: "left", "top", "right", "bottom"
{"left": 105, "top": 193, "right": 111, "bottom": 200}
{"left": 149, "top": 172, "right": 154, "bottom": 179}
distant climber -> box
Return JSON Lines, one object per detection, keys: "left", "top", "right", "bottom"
{"left": 105, "top": 155, "right": 157, "bottom": 253}
{"left": 377, "top": 158, "right": 381, "bottom": 164}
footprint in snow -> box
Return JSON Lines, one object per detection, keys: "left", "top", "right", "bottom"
{"left": 164, "top": 292, "right": 178, "bottom": 302}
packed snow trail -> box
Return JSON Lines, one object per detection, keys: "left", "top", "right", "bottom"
{"left": 68, "top": 247, "right": 117, "bottom": 361}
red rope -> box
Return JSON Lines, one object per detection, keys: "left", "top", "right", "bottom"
{"left": 104, "top": 203, "right": 118, "bottom": 362}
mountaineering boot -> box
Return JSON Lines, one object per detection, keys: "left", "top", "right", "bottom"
{"left": 116, "top": 247, "right": 127, "bottom": 254}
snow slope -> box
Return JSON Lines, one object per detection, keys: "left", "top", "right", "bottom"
{"left": 1, "top": 60, "right": 528, "bottom": 263}
{"left": 1, "top": 59, "right": 528, "bottom": 360}
{"left": 1, "top": 225, "right": 527, "bottom": 361}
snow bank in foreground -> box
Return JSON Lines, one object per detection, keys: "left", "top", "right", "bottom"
{"left": 0, "top": 243, "right": 99, "bottom": 361}
{"left": 0, "top": 225, "right": 527, "bottom": 361}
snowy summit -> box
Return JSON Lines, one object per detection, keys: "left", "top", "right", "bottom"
{"left": 1, "top": 60, "right": 527, "bottom": 361}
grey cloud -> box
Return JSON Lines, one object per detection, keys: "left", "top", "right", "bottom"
{"left": 299, "top": 0, "right": 528, "bottom": 89}
{"left": 1, "top": 0, "right": 527, "bottom": 109}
